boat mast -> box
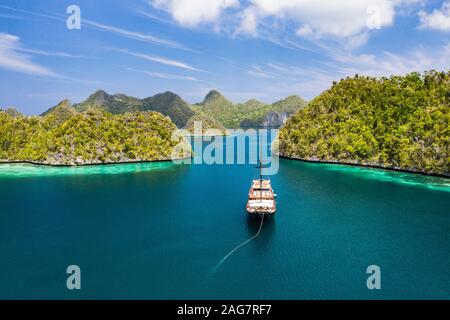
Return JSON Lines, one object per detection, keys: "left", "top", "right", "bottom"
{"left": 259, "top": 130, "right": 262, "bottom": 203}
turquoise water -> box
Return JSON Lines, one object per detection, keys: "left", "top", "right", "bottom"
{"left": 0, "top": 135, "right": 449, "bottom": 299}
{"left": 0, "top": 161, "right": 174, "bottom": 178}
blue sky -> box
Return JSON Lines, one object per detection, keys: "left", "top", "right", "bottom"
{"left": 0, "top": 0, "right": 450, "bottom": 114}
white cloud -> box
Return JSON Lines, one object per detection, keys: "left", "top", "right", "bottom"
{"left": 247, "top": 65, "right": 276, "bottom": 78}
{"left": 126, "top": 67, "right": 200, "bottom": 81}
{"left": 0, "top": 4, "right": 64, "bottom": 23}
{"left": 150, "top": 1, "right": 414, "bottom": 38}
{"left": 239, "top": 0, "right": 398, "bottom": 38}
{"left": 0, "top": 5, "right": 189, "bottom": 51}
{"left": 246, "top": 42, "right": 450, "bottom": 100}
{"left": 330, "top": 44, "right": 450, "bottom": 78}
{"left": 84, "top": 20, "right": 184, "bottom": 49}
{"left": 150, "top": 0, "right": 420, "bottom": 47}
{"left": 17, "top": 48, "right": 84, "bottom": 58}
{"left": 236, "top": 7, "right": 258, "bottom": 35}
{"left": 419, "top": 0, "right": 450, "bottom": 32}
{"left": 151, "top": 0, "right": 239, "bottom": 27}
{"left": 296, "top": 25, "right": 313, "bottom": 37}
{"left": 247, "top": 70, "right": 274, "bottom": 78}
{"left": 119, "top": 49, "right": 202, "bottom": 71}
{"left": 0, "top": 33, "right": 56, "bottom": 76}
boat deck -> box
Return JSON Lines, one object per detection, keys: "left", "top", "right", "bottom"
{"left": 251, "top": 179, "right": 272, "bottom": 189}
{"left": 247, "top": 178, "right": 277, "bottom": 215}
{"left": 249, "top": 189, "right": 274, "bottom": 199}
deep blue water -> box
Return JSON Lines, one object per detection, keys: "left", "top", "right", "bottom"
{"left": 0, "top": 134, "right": 449, "bottom": 299}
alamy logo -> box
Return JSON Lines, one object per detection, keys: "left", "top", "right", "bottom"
{"left": 170, "top": 122, "right": 280, "bottom": 176}
{"left": 66, "top": 265, "right": 81, "bottom": 290}
{"left": 66, "top": 5, "right": 81, "bottom": 30}
{"left": 366, "top": 265, "right": 381, "bottom": 290}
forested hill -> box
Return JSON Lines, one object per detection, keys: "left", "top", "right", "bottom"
{"left": 193, "top": 90, "right": 307, "bottom": 128}
{"left": 72, "top": 90, "right": 194, "bottom": 128}
{"left": 53, "top": 89, "right": 307, "bottom": 130}
{"left": 279, "top": 71, "right": 450, "bottom": 176}
{"left": 0, "top": 108, "right": 191, "bottom": 166}
{"left": 39, "top": 90, "right": 226, "bottom": 134}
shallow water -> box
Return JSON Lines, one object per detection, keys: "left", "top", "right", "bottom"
{"left": 0, "top": 135, "right": 449, "bottom": 299}
{"left": 0, "top": 161, "right": 174, "bottom": 178}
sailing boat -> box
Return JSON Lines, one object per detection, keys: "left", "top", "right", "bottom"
{"left": 246, "top": 141, "right": 277, "bottom": 218}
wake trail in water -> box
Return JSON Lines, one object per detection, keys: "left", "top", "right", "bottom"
{"left": 206, "top": 215, "right": 265, "bottom": 280}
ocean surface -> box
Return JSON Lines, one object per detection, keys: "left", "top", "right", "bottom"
{"left": 0, "top": 133, "right": 449, "bottom": 299}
